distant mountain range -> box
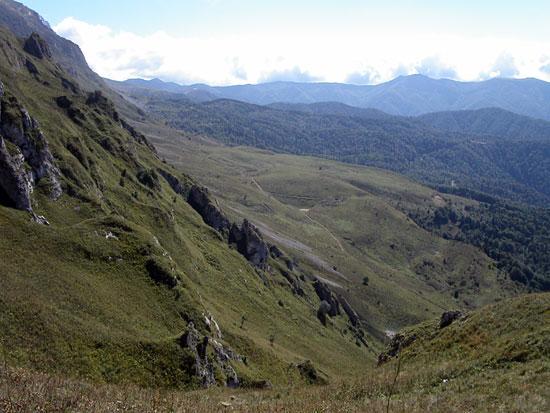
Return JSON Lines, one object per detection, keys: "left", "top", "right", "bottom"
{"left": 109, "top": 75, "right": 550, "bottom": 121}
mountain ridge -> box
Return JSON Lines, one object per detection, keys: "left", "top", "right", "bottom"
{"left": 109, "top": 74, "right": 550, "bottom": 120}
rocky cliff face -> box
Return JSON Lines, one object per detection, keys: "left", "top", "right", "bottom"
{"left": 0, "top": 81, "right": 62, "bottom": 212}
{"left": 23, "top": 32, "right": 52, "bottom": 59}
{"left": 187, "top": 185, "right": 230, "bottom": 235}
{"left": 313, "top": 280, "right": 340, "bottom": 317}
{"left": 229, "top": 220, "right": 269, "bottom": 268}
{"left": 0, "top": 133, "right": 32, "bottom": 210}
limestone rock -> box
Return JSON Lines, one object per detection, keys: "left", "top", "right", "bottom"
{"left": 179, "top": 323, "right": 242, "bottom": 388}
{"left": 317, "top": 300, "right": 331, "bottom": 326}
{"left": 0, "top": 135, "right": 32, "bottom": 211}
{"left": 179, "top": 322, "right": 216, "bottom": 388}
{"left": 86, "top": 91, "right": 119, "bottom": 121}
{"left": 0, "top": 87, "right": 62, "bottom": 205}
{"left": 159, "top": 169, "right": 187, "bottom": 196}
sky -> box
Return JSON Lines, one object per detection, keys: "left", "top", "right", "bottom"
{"left": 21, "top": 0, "right": 550, "bottom": 86}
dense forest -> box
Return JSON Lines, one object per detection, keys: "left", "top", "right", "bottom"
{"left": 407, "top": 199, "right": 550, "bottom": 291}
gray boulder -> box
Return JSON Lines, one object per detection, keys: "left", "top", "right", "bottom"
{"left": 317, "top": 300, "right": 332, "bottom": 326}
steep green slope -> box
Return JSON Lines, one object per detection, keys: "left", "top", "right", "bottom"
{"left": 377, "top": 292, "right": 550, "bottom": 410}
{"left": 141, "top": 124, "right": 520, "bottom": 340}
{"left": 380, "top": 293, "right": 550, "bottom": 368}
{"left": 0, "top": 26, "right": 373, "bottom": 388}
{"left": 2, "top": 279, "right": 547, "bottom": 412}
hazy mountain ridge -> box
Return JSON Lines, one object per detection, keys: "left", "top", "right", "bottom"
{"left": 112, "top": 74, "right": 550, "bottom": 121}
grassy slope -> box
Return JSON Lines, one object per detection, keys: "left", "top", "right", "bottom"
{"left": 142, "top": 122, "right": 519, "bottom": 340}
{"left": 2, "top": 293, "right": 548, "bottom": 412}
{"left": 0, "top": 28, "right": 369, "bottom": 387}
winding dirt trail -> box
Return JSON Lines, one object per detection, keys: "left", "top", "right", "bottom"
{"left": 303, "top": 213, "right": 346, "bottom": 253}
{"left": 250, "top": 176, "right": 346, "bottom": 254}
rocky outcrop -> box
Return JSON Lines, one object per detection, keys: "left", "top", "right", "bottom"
{"left": 188, "top": 185, "right": 230, "bottom": 234}
{"left": 377, "top": 333, "right": 417, "bottom": 365}
{"left": 211, "top": 339, "right": 241, "bottom": 388}
{"left": 296, "top": 360, "right": 328, "bottom": 385}
{"left": 0, "top": 82, "right": 61, "bottom": 212}
{"left": 269, "top": 244, "right": 283, "bottom": 258}
{"left": 179, "top": 322, "right": 216, "bottom": 387}
{"left": 281, "top": 269, "right": 305, "bottom": 296}
{"left": 179, "top": 322, "right": 242, "bottom": 388}
{"left": 55, "top": 95, "right": 85, "bottom": 125}
{"left": 0, "top": 135, "right": 32, "bottom": 210}
{"left": 86, "top": 90, "right": 119, "bottom": 121}
{"left": 317, "top": 301, "right": 332, "bottom": 326}
{"left": 159, "top": 169, "right": 187, "bottom": 196}
{"left": 120, "top": 119, "right": 156, "bottom": 151}
{"left": 23, "top": 32, "right": 52, "bottom": 59}
{"left": 313, "top": 280, "right": 340, "bottom": 317}
{"left": 145, "top": 258, "right": 178, "bottom": 288}
{"left": 270, "top": 244, "right": 295, "bottom": 271}
{"left": 439, "top": 310, "right": 464, "bottom": 329}
{"left": 25, "top": 58, "right": 39, "bottom": 75}
{"left": 339, "top": 295, "right": 361, "bottom": 327}
{"left": 229, "top": 220, "right": 269, "bottom": 268}
{"left": 185, "top": 184, "right": 270, "bottom": 269}
{"left": 1, "top": 89, "right": 62, "bottom": 195}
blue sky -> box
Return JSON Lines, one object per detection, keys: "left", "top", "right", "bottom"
{"left": 21, "top": 1, "right": 550, "bottom": 85}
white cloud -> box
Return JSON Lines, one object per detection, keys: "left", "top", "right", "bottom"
{"left": 260, "top": 66, "right": 320, "bottom": 83}
{"left": 480, "top": 53, "right": 520, "bottom": 79}
{"left": 415, "top": 56, "right": 457, "bottom": 79}
{"left": 54, "top": 17, "right": 550, "bottom": 86}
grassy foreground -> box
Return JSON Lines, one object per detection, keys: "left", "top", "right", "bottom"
{"left": 1, "top": 358, "right": 546, "bottom": 412}
{"left": 2, "top": 293, "right": 548, "bottom": 412}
